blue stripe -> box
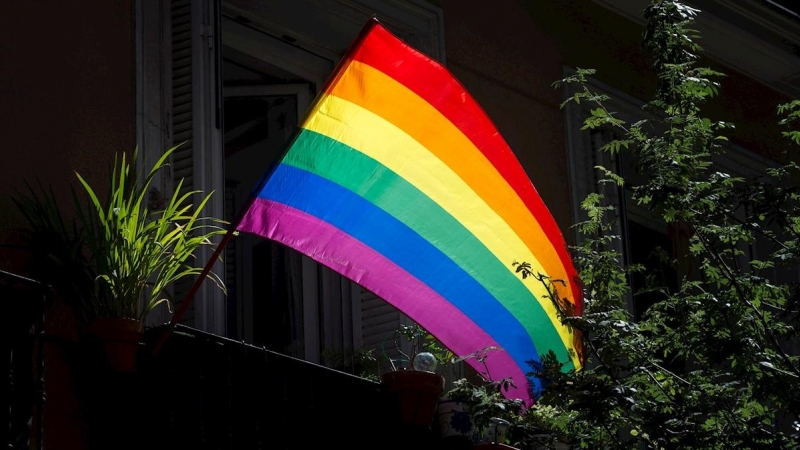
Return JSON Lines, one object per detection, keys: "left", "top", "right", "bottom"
{"left": 260, "top": 163, "right": 544, "bottom": 391}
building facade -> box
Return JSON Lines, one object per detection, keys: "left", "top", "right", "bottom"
{"left": 2, "top": 0, "right": 799, "bottom": 445}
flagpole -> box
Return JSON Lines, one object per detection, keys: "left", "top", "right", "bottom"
{"left": 149, "top": 228, "right": 231, "bottom": 356}
{"left": 150, "top": 16, "right": 384, "bottom": 357}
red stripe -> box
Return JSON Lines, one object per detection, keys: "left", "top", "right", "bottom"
{"left": 348, "top": 23, "right": 583, "bottom": 313}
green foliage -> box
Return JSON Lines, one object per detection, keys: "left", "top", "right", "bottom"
{"left": 321, "top": 346, "right": 380, "bottom": 381}
{"left": 388, "top": 323, "right": 456, "bottom": 371}
{"left": 442, "top": 347, "right": 526, "bottom": 444}
{"left": 13, "top": 180, "right": 97, "bottom": 320}
{"left": 444, "top": 376, "right": 523, "bottom": 435}
{"left": 524, "top": 1, "right": 800, "bottom": 448}
{"left": 74, "top": 145, "right": 227, "bottom": 322}
{"left": 15, "top": 145, "right": 227, "bottom": 325}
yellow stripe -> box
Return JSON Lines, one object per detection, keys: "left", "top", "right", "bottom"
{"left": 330, "top": 61, "right": 568, "bottom": 288}
{"left": 303, "top": 94, "right": 578, "bottom": 366}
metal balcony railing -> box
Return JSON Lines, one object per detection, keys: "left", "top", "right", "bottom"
{"left": 3, "top": 267, "right": 427, "bottom": 450}
{"left": 2, "top": 269, "right": 47, "bottom": 450}
{"left": 73, "top": 324, "right": 396, "bottom": 450}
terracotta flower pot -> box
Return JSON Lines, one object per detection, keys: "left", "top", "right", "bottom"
{"left": 85, "top": 318, "right": 144, "bottom": 372}
{"left": 381, "top": 370, "right": 445, "bottom": 429}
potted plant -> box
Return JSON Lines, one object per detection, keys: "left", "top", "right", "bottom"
{"left": 15, "top": 145, "right": 226, "bottom": 372}
{"left": 13, "top": 180, "right": 97, "bottom": 329}
{"left": 443, "top": 378, "right": 520, "bottom": 448}
{"left": 437, "top": 377, "right": 481, "bottom": 444}
{"left": 503, "top": 403, "right": 571, "bottom": 450}
{"left": 437, "top": 347, "right": 524, "bottom": 448}
{"left": 321, "top": 346, "right": 381, "bottom": 381}
{"left": 380, "top": 324, "right": 450, "bottom": 430}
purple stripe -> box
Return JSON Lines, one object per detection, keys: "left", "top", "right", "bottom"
{"left": 239, "top": 198, "right": 532, "bottom": 404}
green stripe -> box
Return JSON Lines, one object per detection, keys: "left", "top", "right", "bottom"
{"left": 285, "top": 129, "right": 571, "bottom": 367}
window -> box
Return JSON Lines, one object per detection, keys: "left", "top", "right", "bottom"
{"left": 562, "top": 68, "right": 780, "bottom": 319}
{"left": 136, "top": 0, "right": 445, "bottom": 364}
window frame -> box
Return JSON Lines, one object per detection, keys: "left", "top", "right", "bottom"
{"left": 561, "top": 66, "right": 780, "bottom": 315}
{"left": 135, "top": 0, "right": 446, "bottom": 356}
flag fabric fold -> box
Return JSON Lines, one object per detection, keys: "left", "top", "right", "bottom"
{"left": 237, "top": 18, "right": 582, "bottom": 405}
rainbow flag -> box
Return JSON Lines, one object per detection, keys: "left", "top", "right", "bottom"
{"left": 237, "top": 18, "right": 582, "bottom": 405}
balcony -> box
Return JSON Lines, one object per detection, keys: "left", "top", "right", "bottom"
{"left": 3, "top": 269, "right": 46, "bottom": 450}
{"left": 3, "top": 269, "right": 450, "bottom": 450}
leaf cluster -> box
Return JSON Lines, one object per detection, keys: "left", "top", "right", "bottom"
{"left": 525, "top": 1, "right": 800, "bottom": 448}
{"left": 443, "top": 347, "right": 526, "bottom": 443}
{"left": 14, "top": 145, "right": 227, "bottom": 325}
{"left": 388, "top": 323, "right": 456, "bottom": 372}
{"left": 321, "top": 346, "right": 380, "bottom": 381}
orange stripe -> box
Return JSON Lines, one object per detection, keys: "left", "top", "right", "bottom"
{"left": 328, "top": 59, "right": 570, "bottom": 289}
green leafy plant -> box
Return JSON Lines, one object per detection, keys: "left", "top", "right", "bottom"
{"left": 517, "top": 1, "right": 800, "bottom": 449}
{"left": 506, "top": 403, "right": 573, "bottom": 449}
{"left": 74, "top": 145, "right": 227, "bottom": 323}
{"left": 444, "top": 377, "right": 522, "bottom": 434}
{"left": 13, "top": 180, "right": 96, "bottom": 320}
{"left": 387, "top": 323, "right": 456, "bottom": 372}
{"left": 15, "top": 145, "right": 227, "bottom": 326}
{"left": 321, "top": 346, "right": 380, "bottom": 381}
{"left": 441, "top": 346, "right": 524, "bottom": 444}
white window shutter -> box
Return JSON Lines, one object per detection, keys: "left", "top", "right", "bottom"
{"left": 169, "top": 0, "right": 226, "bottom": 333}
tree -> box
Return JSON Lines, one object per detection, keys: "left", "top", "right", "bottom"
{"left": 515, "top": 1, "right": 800, "bottom": 448}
